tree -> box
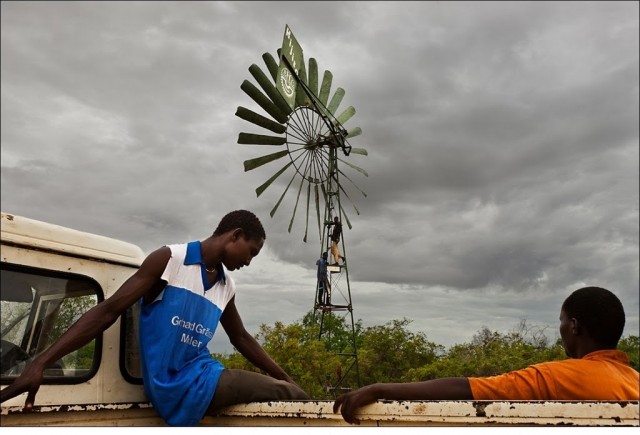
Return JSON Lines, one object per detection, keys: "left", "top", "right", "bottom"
{"left": 357, "top": 318, "right": 443, "bottom": 385}
{"left": 617, "top": 335, "right": 639, "bottom": 370}
{"left": 45, "top": 294, "right": 97, "bottom": 370}
{"left": 213, "top": 316, "right": 344, "bottom": 399}
{"left": 406, "top": 320, "right": 565, "bottom": 381}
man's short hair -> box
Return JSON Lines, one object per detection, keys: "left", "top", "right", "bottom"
{"left": 213, "top": 210, "right": 266, "bottom": 241}
{"left": 561, "top": 287, "right": 625, "bottom": 348}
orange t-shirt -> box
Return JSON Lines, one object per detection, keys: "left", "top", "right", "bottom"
{"left": 468, "top": 350, "right": 639, "bottom": 400}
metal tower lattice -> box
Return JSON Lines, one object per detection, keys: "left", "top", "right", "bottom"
{"left": 313, "top": 143, "right": 361, "bottom": 397}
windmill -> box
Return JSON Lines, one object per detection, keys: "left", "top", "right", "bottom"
{"left": 235, "top": 25, "right": 367, "bottom": 395}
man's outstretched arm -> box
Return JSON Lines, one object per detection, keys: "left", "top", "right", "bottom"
{"left": 0, "top": 247, "right": 171, "bottom": 408}
{"left": 333, "top": 378, "right": 473, "bottom": 425}
{"left": 220, "top": 297, "right": 295, "bottom": 383}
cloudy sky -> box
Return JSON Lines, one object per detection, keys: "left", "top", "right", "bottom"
{"left": 2, "top": 1, "right": 638, "bottom": 354}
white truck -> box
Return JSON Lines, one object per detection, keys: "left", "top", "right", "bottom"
{"left": 1, "top": 211, "right": 638, "bottom": 427}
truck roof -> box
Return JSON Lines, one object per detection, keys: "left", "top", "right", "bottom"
{"left": 1, "top": 212, "right": 145, "bottom": 267}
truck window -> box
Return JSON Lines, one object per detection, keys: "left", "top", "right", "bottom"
{"left": 1, "top": 265, "right": 102, "bottom": 383}
{"left": 121, "top": 302, "right": 143, "bottom": 383}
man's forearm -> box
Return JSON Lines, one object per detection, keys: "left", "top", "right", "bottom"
{"left": 35, "top": 303, "right": 119, "bottom": 368}
{"left": 376, "top": 378, "right": 473, "bottom": 401}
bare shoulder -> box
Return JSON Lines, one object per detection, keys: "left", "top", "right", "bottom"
{"left": 107, "top": 246, "right": 172, "bottom": 307}
{"left": 141, "top": 246, "right": 172, "bottom": 271}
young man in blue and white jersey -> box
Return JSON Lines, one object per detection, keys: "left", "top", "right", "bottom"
{"left": 1, "top": 210, "right": 309, "bottom": 425}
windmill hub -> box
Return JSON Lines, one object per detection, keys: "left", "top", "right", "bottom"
{"left": 304, "top": 139, "right": 322, "bottom": 150}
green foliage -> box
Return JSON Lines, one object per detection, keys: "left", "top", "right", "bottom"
{"left": 71, "top": 341, "right": 95, "bottom": 370}
{"left": 405, "top": 323, "right": 565, "bottom": 381}
{"left": 49, "top": 295, "right": 97, "bottom": 343}
{"left": 617, "top": 335, "right": 639, "bottom": 370}
{"left": 357, "top": 318, "right": 444, "bottom": 385}
{"left": 52, "top": 295, "right": 98, "bottom": 370}
{"left": 212, "top": 314, "right": 638, "bottom": 400}
{"left": 213, "top": 315, "right": 345, "bottom": 399}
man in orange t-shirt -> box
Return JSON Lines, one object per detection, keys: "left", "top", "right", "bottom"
{"left": 334, "top": 286, "right": 639, "bottom": 425}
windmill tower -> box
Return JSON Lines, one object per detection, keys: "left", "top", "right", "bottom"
{"left": 235, "top": 25, "right": 367, "bottom": 395}
{"left": 314, "top": 138, "right": 362, "bottom": 395}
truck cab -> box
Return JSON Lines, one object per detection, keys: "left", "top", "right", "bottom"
{"left": 1, "top": 212, "right": 149, "bottom": 412}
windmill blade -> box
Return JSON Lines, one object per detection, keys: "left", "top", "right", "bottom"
{"left": 235, "top": 106, "right": 286, "bottom": 134}
{"left": 262, "top": 52, "right": 279, "bottom": 81}
{"left": 308, "top": 58, "right": 319, "bottom": 97}
{"left": 338, "top": 183, "right": 361, "bottom": 216}
{"left": 337, "top": 169, "right": 368, "bottom": 198}
{"left": 294, "top": 65, "right": 311, "bottom": 108}
{"left": 350, "top": 147, "right": 368, "bottom": 156}
{"left": 240, "top": 80, "right": 288, "bottom": 124}
{"left": 303, "top": 181, "right": 311, "bottom": 243}
{"left": 318, "top": 70, "right": 333, "bottom": 106}
{"left": 270, "top": 172, "right": 297, "bottom": 218}
{"left": 256, "top": 161, "right": 294, "bottom": 197}
{"left": 339, "top": 203, "right": 353, "bottom": 230}
{"left": 337, "top": 157, "right": 369, "bottom": 177}
{"left": 336, "top": 106, "right": 355, "bottom": 125}
{"left": 314, "top": 184, "right": 321, "bottom": 241}
{"left": 243, "top": 150, "right": 289, "bottom": 171}
{"left": 249, "top": 64, "right": 292, "bottom": 116}
{"left": 288, "top": 175, "right": 306, "bottom": 233}
{"left": 347, "top": 127, "right": 363, "bottom": 139}
{"left": 320, "top": 183, "right": 329, "bottom": 208}
{"left": 238, "top": 132, "right": 286, "bottom": 146}
{"left": 327, "top": 88, "right": 345, "bottom": 115}
{"left": 320, "top": 183, "right": 330, "bottom": 239}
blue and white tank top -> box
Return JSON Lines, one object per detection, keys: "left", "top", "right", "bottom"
{"left": 139, "top": 241, "right": 236, "bottom": 426}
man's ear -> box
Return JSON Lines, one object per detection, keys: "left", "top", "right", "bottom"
{"left": 571, "top": 318, "right": 582, "bottom": 335}
{"left": 231, "top": 228, "right": 244, "bottom": 241}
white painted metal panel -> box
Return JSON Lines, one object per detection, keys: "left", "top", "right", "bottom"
{"left": 2, "top": 400, "right": 638, "bottom": 426}
{"left": 1, "top": 212, "right": 145, "bottom": 267}
{"left": 1, "top": 213, "right": 148, "bottom": 409}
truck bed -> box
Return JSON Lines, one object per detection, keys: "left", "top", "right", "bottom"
{"left": 2, "top": 400, "right": 638, "bottom": 426}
